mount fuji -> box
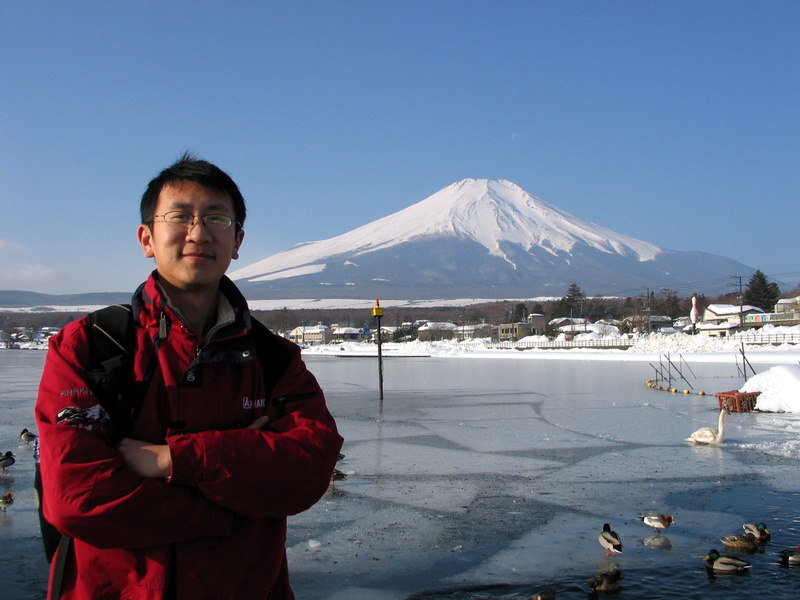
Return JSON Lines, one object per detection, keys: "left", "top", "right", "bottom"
{"left": 230, "top": 179, "right": 754, "bottom": 300}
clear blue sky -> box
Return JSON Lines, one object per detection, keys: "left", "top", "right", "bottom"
{"left": 2, "top": 1, "right": 798, "bottom": 297}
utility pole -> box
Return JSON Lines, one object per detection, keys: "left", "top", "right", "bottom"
{"left": 640, "top": 287, "right": 651, "bottom": 334}
{"left": 729, "top": 275, "right": 743, "bottom": 331}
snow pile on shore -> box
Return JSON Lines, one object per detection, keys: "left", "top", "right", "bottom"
{"left": 741, "top": 365, "right": 800, "bottom": 412}
{"left": 629, "top": 333, "right": 748, "bottom": 353}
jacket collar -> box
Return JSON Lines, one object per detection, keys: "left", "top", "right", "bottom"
{"left": 132, "top": 271, "right": 253, "bottom": 341}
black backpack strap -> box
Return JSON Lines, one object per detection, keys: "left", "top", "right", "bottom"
{"left": 86, "top": 304, "right": 142, "bottom": 444}
{"left": 250, "top": 318, "right": 293, "bottom": 406}
{"left": 250, "top": 317, "right": 320, "bottom": 420}
{"left": 34, "top": 461, "right": 62, "bottom": 563}
{"left": 50, "top": 534, "right": 72, "bottom": 598}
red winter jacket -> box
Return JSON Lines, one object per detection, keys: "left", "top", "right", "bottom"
{"left": 35, "top": 274, "right": 343, "bottom": 599}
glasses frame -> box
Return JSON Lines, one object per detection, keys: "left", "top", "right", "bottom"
{"left": 150, "top": 211, "right": 241, "bottom": 230}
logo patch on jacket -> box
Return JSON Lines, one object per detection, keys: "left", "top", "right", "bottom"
{"left": 56, "top": 404, "right": 111, "bottom": 427}
{"left": 242, "top": 396, "right": 266, "bottom": 409}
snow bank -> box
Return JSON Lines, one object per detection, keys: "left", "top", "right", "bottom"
{"left": 741, "top": 365, "right": 800, "bottom": 412}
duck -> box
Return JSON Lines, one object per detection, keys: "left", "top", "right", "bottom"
{"left": 777, "top": 544, "right": 800, "bottom": 566}
{"left": 721, "top": 532, "right": 759, "bottom": 553}
{"left": 686, "top": 409, "right": 726, "bottom": 444}
{"left": 0, "top": 451, "right": 15, "bottom": 473}
{"left": 531, "top": 590, "right": 557, "bottom": 600}
{"left": 703, "top": 549, "right": 752, "bottom": 572}
{"left": 598, "top": 523, "right": 622, "bottom": 556}
{"left": 588, "top": 568, "right": 622, "bottom": 592}
{"left": 20, "top": 428, "right": 38, "bottom": 445}
{"left": 0, "top": 492, "right": 13, "bottom": 511}
{"left": 638, "top": 512, "right": 675, "bottom": 533}
{"left": 743, "top": 522, "right": 771, "bottom": 542}
{"left": 330, "top": 468, "right": 348, "bottom": 486}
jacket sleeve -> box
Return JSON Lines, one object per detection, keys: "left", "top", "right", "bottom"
{"left": 166, "top": 343, "right": 344, "bottom": 518}
{"left": 34, "top": 320, "right": 235, "bottom": 549}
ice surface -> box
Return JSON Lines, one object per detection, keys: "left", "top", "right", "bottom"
{"left": 2, "top": 343, "right": 800, "bottom": 599}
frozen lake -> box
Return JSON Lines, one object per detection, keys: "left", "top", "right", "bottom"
{"left": 2, "top": 348, "right": 800, "bottom": 599}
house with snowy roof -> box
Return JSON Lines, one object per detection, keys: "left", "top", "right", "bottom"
{"left": 288, "top": 324, "right": 330, "bottom": 346}
{"left": 697, "top": 303, "right": 764, "bottom": 336}
{"left": 416, "top": 321, "right": 457, "bottom": 341}
{"left": 454, "top": 322, "right": 493, "bottom": 340}
{"left": 621, "top": 314, "right": 672, "bottom": 333}
{"left": 330, "top": 326, "right": 364, "bottom": 341}
{"left": 744, "top": 296, "right": 800, "bottom": 327}
{"left": 775, "top": 297, "right": 799, "bottom": 314}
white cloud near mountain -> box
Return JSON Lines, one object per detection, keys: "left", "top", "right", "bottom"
{"left": 0, "top": 262, "right": 55, "bottom": 289}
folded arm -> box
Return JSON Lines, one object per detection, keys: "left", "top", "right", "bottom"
{"left": 166, "top": 351, "right": 344, "bottom": 518}
{"left": 35, "top": 323, "right": 235, "bottom": 549}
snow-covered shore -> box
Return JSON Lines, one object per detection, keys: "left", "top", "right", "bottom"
{"left": 303, "top": 331, "right": 800, "bottom": 414}
{"left": 7, "top": 327, "right": 799, "bottom": 412}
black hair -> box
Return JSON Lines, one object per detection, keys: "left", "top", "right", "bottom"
{"left": 140, "top": 152, "right": 246, "bottom": 231}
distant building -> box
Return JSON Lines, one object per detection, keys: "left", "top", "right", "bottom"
{"left": 775, "top": 296, "right": 800, "bottom": 314}
{"left": 744, "top": 296, "right": 800, "bottom": 327}
{"left": 621, "top": 315, "right": 672, "bottom": 333}
{"left": 498, "top": 322, "right": 533, "bottom": 342}
{"left": 527, "top": 313, "right": 546, "bottom": 335}
{"left": 697, "top": 303, "right": 765, "bottom": 336}
{"left": 288, "top": 324, "right": 330, "bottom": 346}
{"left": 453, "top": 322, "right": 492, "bottom": 340}
{"left": 331, "top": 326, "right": 363, "bottom": 341}
{"left": 371, "top": 326, "right": 397, "bottom": 343}
{"left": 416, "top": 322, "right": 456, "bottom": 341}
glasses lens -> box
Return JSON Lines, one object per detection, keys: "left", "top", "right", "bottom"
{"left": 203, "top": 215, "right": 233, "bottom": 228}
{"left": 164, "top": 212, "right": 194, "bottom": 226}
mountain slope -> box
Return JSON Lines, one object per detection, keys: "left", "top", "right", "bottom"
{"left": 230, "top": 179, "right": 753, "bottom": 299}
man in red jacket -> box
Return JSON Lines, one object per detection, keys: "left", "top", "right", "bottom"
{"left": 35, "top": 153, "right": 343, "bottom": 599}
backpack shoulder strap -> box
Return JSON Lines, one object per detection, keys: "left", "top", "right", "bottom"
{"left": 250, "top": 317, "right": 293, "bottom": 392}
{"left": 250, "top": 317, "right": 316, "bottom": 419}
{"left": 85, "top": 304, "right": 140, "bottom": 444}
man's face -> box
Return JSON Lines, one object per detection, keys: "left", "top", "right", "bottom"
{"left": 137, "top": 181, "right": 244, "bottom": 293}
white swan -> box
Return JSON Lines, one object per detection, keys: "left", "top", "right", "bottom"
{"left": 686, "top": 409, "right": 726, "bottom": 444}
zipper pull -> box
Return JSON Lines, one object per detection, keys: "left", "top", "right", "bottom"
{"left": 274, "top": 396, "right": 288, "bottom": 419}
{"left": 159, "top": 312, "right": 168, "bottom": 340}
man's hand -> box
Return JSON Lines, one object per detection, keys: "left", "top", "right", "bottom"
{"left": 117, "top": 416, "right": 268, "bottom": 479}
{"left": 117, "top": 415, "right": 269, "bottom": 479}
{"left": 247, "top": 415, "right": 270, "bottom": 430}
{"left": 117, "top": 438, "right": 172, "bottom": 479}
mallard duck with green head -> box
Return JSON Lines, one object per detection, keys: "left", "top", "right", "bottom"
{"left": 743, "top": 522, "right": 771, "bottom": 542}
{"left": 704, "top": 549, "right": 752, "bottom": 572}
{"left": 0, "top": 451, "right": 14, "bottom": 473}
{"left": 20, "top": 428, "right": 38, "bottom": 444}
{"left": 598, "top": 523, "right": 622, "bottom": 556}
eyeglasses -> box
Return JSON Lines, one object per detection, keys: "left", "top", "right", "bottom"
{"left": 150, "top": 211, "right": 239, "bottom": 230}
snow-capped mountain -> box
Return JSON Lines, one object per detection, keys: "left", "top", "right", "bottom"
{"left": 230, "top": 179, "right": 754, "bottom": 299}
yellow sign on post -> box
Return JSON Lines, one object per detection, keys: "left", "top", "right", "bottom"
{"left": 372, "top": 299, "right": 384, "bottom": 318}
